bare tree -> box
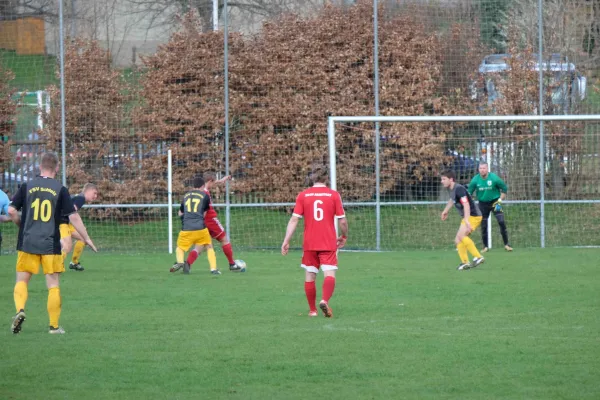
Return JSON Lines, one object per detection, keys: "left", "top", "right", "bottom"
{"left": 0, "top": 0, "right": 58, "bottom": 20}
{"left": 123, "top": 0, "right": 325, "bottom": 33}
{"left": 510, "top": 0, "right": 598, "bottom": 63}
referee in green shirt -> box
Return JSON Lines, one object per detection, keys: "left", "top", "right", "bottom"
{"left": 468, "top": 162, "right": 513, "bottom": 252}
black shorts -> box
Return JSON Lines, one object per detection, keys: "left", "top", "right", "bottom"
{"left": 478, "top": 198, "right": 500, "bottom": 218}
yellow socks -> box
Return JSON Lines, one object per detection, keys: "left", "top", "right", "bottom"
{"left": 47, "top": 287, "right": 61, "bottom": 328}
{"left": 462, "top": 236, "right": 482, "bottom": 258}
{"left": 14, "top": 281, "right": 28, "bottom": 313}
{"left": 456, "top": 242, "right": 469, "bottom": 264}
{"left": 207, "top": 248, "right": 217, "bottom": 271}
{"left": 176, "top": 247, "right": 185, "bottom": 264}
{"left": 72, "top": 241, "right": 85, "bottom": 264}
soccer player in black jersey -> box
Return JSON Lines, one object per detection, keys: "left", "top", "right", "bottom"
{"left": 8, "top": 153, "right": 97, "bottom": 334}
{"left": 60, "top": 183, "right": 98, "bottom": 271}
{"left": 440, "top": 170, "right": 485, "bottom": 271}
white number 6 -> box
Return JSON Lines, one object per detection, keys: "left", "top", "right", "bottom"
{"left": 313, "top": 200, "right": 324, "bottom": 221}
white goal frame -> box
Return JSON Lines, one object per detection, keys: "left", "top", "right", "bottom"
{"left": 327, "top": 114, "right": 600, "bottom": 250}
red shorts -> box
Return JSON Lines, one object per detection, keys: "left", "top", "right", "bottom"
{"left": 205, "top": 217, "right": 226, "bottom": 240}
{"left": 301, "top": 251, "right": 338, "bottom": 273}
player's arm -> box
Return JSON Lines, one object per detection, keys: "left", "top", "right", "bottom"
{"left": 460, "top": 197, "right": 472, "bottom": 232}
{"left": 7, "top": 206, "right": 19, "bottom": 225}
{"left": 334, "top": 191, "right": 348, "bottom": 248}
{"left": 496, "top": 175, "right": 508, "bottom": 201}
{"left": 61, "top": 188, "right": 97, "bottom": 252}
{"left": 7, "top": 184, "right": 26, "bottom": 226}
{"left": 337, "top": 217, "right": 348, "bottom": 249}
{"left": 281, "top": 215, "right": 300, "bottom": 256}
{"left": 200, "top": 194, "right": 211, "bottom": 218}
{"left": 178, "top": 202, "right": 184, "bottom": 217}
{"left": 214, "top": 175, "right": 232, "bottom": 184}
{"left": 282, "top": 193, "right": 304, "bottom": 255}
{"left": 0, "top": 203, "right": 10, "bottom": 222}
{"left": 441, "top": 199, "right": 453, "bottom": 221}
{"left": 467, "top": 178, "right": 477, "bottom": 196}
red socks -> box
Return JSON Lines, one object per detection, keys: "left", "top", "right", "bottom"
{"left": 322, "top": 276, "right": 336, "bottom": 303}
{"left": 304, "top": 281, "right": 317, "bottom": 312}
{"left": 222, "top": 243, "right": 235, "bottom": 265}
{"left": 186, "top": 250, "right": 198, "bottom": 265}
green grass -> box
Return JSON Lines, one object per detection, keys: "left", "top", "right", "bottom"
{"left": 0, "top": 49, "right": 57, "bottom": 90}
{"left": 0, "top": 249, "right": 599, "bottom": 399}
{"left": 2, "top": 203, "right": 599, "bottom": 255}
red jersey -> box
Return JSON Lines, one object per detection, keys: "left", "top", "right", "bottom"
{"left": 203, "top": 189, "right": 218, "bottom": 219}
{"left": 292, "top": 185, "right": 345, "bottom": 251}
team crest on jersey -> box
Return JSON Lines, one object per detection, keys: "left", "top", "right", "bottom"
{"left": 487, "top": 180, "right": 492, "bottom": 186}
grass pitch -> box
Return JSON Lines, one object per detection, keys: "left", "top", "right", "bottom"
{"left": 0, "top": 248, "right": 599, "bottom": 399}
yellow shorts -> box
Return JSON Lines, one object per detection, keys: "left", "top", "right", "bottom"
{"left": 16, "top": 251, "right": 65, "bottom": 275}
{"left": 461, "top": 216, "right": 483, "bottom": 232}
{"left": 177, "top": 229, "right": 211, "bottom": 251}
{"left": 60, "top": 223, "right": 75, "bottom": 239}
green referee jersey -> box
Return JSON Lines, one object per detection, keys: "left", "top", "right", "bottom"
{"left": 468, "top": 172, "right": 508, "bottom": 202}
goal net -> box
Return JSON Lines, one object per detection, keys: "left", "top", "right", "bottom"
{"left": 326, "top": 115, "right": 600, "bottom": 250}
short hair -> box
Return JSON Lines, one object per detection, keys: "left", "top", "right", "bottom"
{"left": 479, "top": 162, "right": 489, "bottom": 167}
{"left": 83, "top": 183, "right": 97, "bottom": 192}
{"left": 192, "top": 176, "right": 205, "bottom": 188}
{"left": 203, "top": 171, "right": 217, "bottom": 182}
{"left": 310, "top": 165, "right": 329, "bottom": 184}
{"left": 441, "top": 170, "right": 456, "bottom": 181}
{"left": 40, "top": 152, "right": 59, "bottom": 171}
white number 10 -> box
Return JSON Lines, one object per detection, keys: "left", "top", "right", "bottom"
{"left": 313, "top": 200, "right": 324, "bottom": 221}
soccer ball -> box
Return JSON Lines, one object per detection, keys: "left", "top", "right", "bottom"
{"left": 234, "top": 259, "right": 247, "bottom": 272}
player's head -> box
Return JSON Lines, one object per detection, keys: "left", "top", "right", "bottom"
{"left": 192, "top": 176, "right": 205, "bottom": 189}
{"left": 441, "top": 170, "right": 456, "bottom": 188}
{"left": 478, "top": 162, "right": 489, "bottom": 177}
{"left": 203, "top": 172, "right": 217, "bottom": 188}
{"left": 309, "top": 165, "right": 328, "bottom": 186}
{"left": 40, "top": 152, "right": 59, "bottom": 176}
{"left": 82, "top": 183, "right": 98, "bottom": 202}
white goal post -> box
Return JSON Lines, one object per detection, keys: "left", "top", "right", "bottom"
{"left": 327, "top": 114, "right": 600, "bottom": 250}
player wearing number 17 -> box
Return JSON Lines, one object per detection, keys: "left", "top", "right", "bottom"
{"left": 281, "top": 166, "right": 348, "bottom": 318}
{"left": 170, "top": 176, "right": 217, "bottom": 275}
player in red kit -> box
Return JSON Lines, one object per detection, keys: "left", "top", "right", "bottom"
{"left": 281, "top": 166, "right": 348, "bottom": 318}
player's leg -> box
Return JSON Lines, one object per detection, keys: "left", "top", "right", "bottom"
{"left": 70, "top": 230, "right": 86, "bottom": 271}
{"left": 301, "top": 251, "right": 319, "bottom": 316}
{"left": 207, "top": 217, "right": 237, "bottom": 270}
{"left": 454, "top": 226, "right": 471, "bottom": 270}
{"left": 318, "top": 251, "right": 338, "bottom": 318}
{"left": 60, "top": 224, "right": 73, "bottom": 263}
{"left": 42, "top": 254, "right": 66, "bottom": 333}
{"left": 461, "top": 217, "right": 484, "bottom": 268}
{"left": 494, "top": 210, "right": 512, "bottom": 251}
{"left": 206, "top": 242, "right": 219, "bottom": 275}
{"left": 184, "top": 244, "right": 203, "bottom": 274}
{"left": 171, "top": 231, "right": 191, "bottom": 272}
{"left": 191, "top": 228, "right": 218, "bottom": 275}
{"left": 12, "top": 252, "right": 38, "bottom": 334}
{"left": 218, "top": 235, "right": 240, "bottom": 271}
{"left": 186, "top": 245, "right": 201, "bottom": 268}
{"left": 479, "top": 201, "right": 492, "bottom": 252}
